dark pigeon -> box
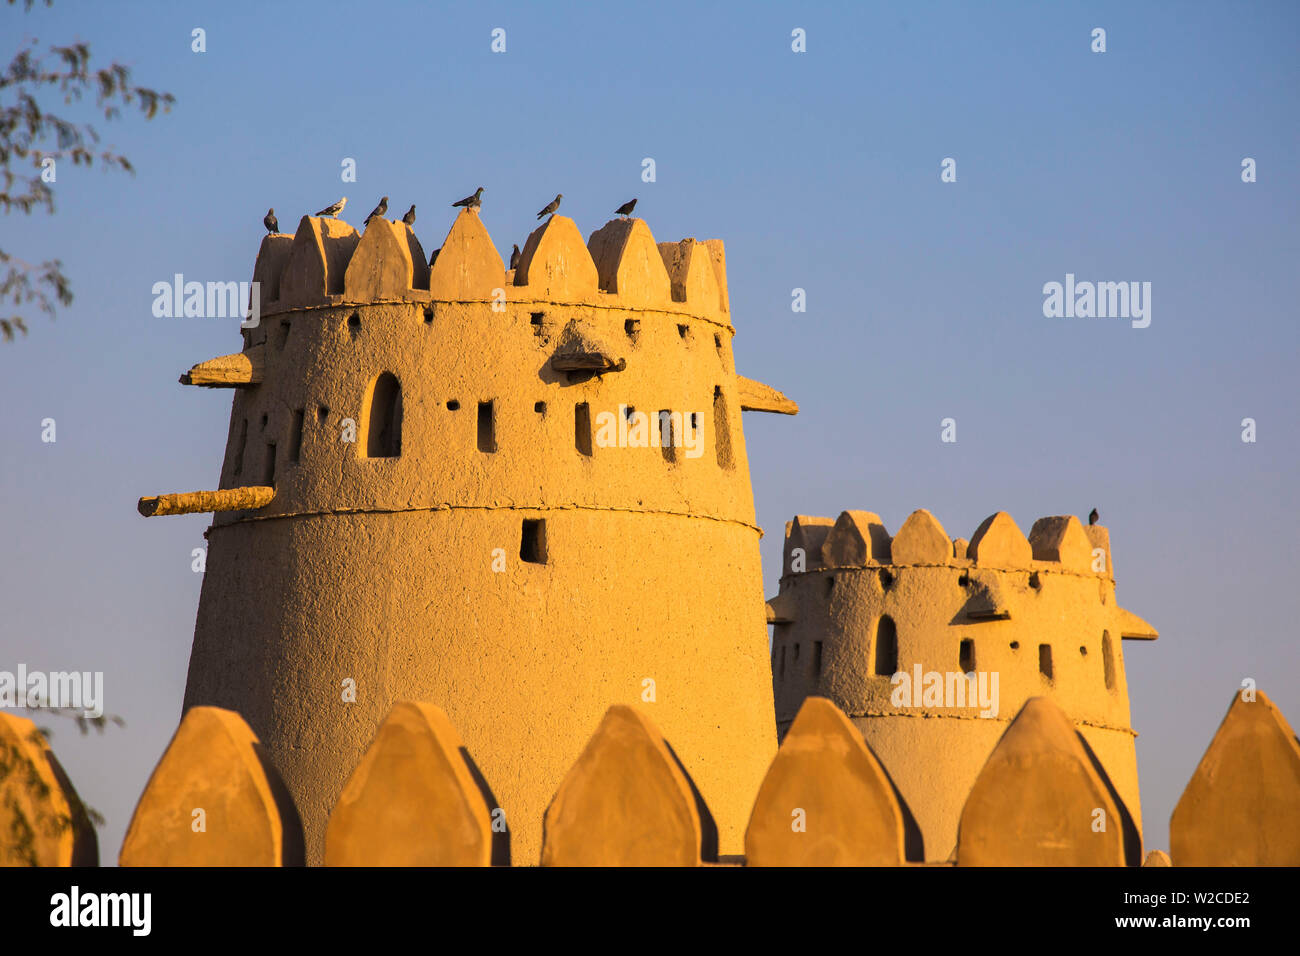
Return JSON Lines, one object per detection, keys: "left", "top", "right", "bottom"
{"left": 615, "top": 199, "right": 637, "bottom": 217}
{"left": 509, "top": 244, "right": 520, "bottom": 270}
{"left": 1088, "top": 508, "right": 1099, "bottom": 526}
{"left": 429, "top": 246, "right": 441, "bottom": 267}
{"left": 452, "top": 187, "right": 484, "bottom": 209}
{"left": 263, "top": 208, "right": 278, "bottom": 233}
{"left": 402, "top": 204, "right": 416, "bottom": 226}
{"left": 536, "top": 193, "right": 562, "bottom": 219}
{"left": 364, "top": 196, "right": 389, "bottom": 222}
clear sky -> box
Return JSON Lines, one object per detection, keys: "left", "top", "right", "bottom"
{"left": 2, "top": 0, "right": 1297, "bottom": 861}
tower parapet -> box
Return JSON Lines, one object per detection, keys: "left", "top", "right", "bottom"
{"left": 768, "top": 507, "right": 1157, "bottom": 861}
{"left": 149, "top": 203, "right": 798, "bottom": 863}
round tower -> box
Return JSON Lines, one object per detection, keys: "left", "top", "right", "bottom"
{"left": 151, "top": 206, "right": 798, "bottom": 863}
{"left": 767, "top": 508, "right": 1158, "bottom": 862}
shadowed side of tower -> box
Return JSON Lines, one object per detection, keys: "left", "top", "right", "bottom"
{"left": 164, "top": 208, "right": 795, "bottom": 863}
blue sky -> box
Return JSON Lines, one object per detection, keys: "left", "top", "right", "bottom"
{"left": 2, "top": 0, "right": 1297, "bottom": 860}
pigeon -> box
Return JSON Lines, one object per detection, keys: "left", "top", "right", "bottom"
{"left": 536, "top": 194, "right": 562, "bottom": 219}
{"left": 429, "top": 246, "right": 441, "bottom": 267}
{"left": 1088, "top": 508, "right": 1099, "bottom": 526}
{"left": 364, "top": 196, "right": 389, "bottom": 223}
{"left": 402, "top": 204, "right": 416, "bottom": 226}
{"left": 315, "top": 197, "right": 347, "bottom": 218}
{"left": 452, "top": 187, "right": 484, "bottom": 209}
{"left": 615, "top": 198, "right": 637, "bottom": 217}
{"left": 509, "top": 244, "right": 520, "bottom": 270}
{"left": 263, "top": 208, "right": 278, "bottom": 233}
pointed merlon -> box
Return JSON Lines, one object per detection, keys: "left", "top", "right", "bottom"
{"left": 540, "top": 705, "right": 703, "bottom": 866}
{"left": 736, "top": 376, "right": 798, "bottom": 415}
{"left": 745, "top": 697, "right": 905, "bottom": 866}
{"left": 956, "top": 697, "right": 1128, "bottom": 866}
{"left": 587, "top": 217, "right": 672, "bottom": 306}
{"left": 783, "top": 515, "right": 834, "bottom": 574}
{"left": 514, "top": 215, "right": 598, "bottom": 300}
{"left": 821, "top": 510, "right": 890, "bottom": 567}
{"left": 967, "top": 512, "right": 1032, "bottom": 568}
{"left": 1028, "top": 515, "right": 1093, "bottom": 572}
{"left": 0, "top": 713, "right": 97, "bottom": 866}
{"left": 1170, "top": 689, "right": 1300, "bottom": 866}
{"left": 891, "top": 509, "right": 951, "bottom": 565}
{"left": 138, "top": 486, "right": 275, "bottom": 517}
{"left": 428, "top": 208, "right": 504, "bottom": 300}
{"left": 180, "top": 345, "right": 265, "bottom": 387}
{"left": 657, "top": 239, "right": 723, "bottom": 317}
{"left": 252, "top": 234, "right": 294, "bottom": 304}
{"left": 279, "top": 215, "right": 360, "bottom": 306}
{"left": 345, "top": 218, "right": 420, "bottom": 301}
{"left": 703, "top": 239, "right": 730, "bottom": 314}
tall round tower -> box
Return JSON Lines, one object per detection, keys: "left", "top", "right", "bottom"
{"left": 146, "top": 206, "right": 798, "bottom": 863}
{"left": 767, "top": 508, "right": 1158, "bottom": 862}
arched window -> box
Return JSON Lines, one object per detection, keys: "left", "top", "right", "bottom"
{"left": 362, "top": 372, "right": 402, "bottom": 458}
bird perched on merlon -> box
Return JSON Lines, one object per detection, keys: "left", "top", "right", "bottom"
{"left": 263, "top": 208, "right": 278, "bottom": 233}
{"left": 1089, "top": 508, "right": 1099, "bottom": 526}
{"left": 509, "top": 244, "right": 520, "bottom": 270}
{"left": 364, "top": 196, "right": 389, "bottom": 223}
{"left": 315, "top": 197, "right": 347, "bottom": 218}
{"left": 452, "top": 187, "right": 483, "bottom": 209}
{"left": 537, "top": 194, "right": 562, "bottom": 219}
{"left": 402, "top": 204, "right": 416, "bottom": 226}
{"left": 615, "top": 198, "right": 637, "bottom": 217}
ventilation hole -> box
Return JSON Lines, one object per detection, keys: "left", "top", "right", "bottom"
{"left": 317, "top": 406, "right": 329, "bottom": 422}
{"left": 263, "top": 442, "right": 276, "bottom": 486}
{"left": 520, "top": 519, "right": 546, "bottom": 564}
{"left": 1038, "top": 644, "right": 1053, "bottom": 681}
{"left": 879, "top": 568, "right": 895, "bottom": 590}
{"left": 812, "top": 641, "right": 823, "bottom": 677}
{"left": 423, "top": 306, "right": 434, "bottom": 324}
{"left": 677, "top": 323, "right": 688, "bottom": 339}
{"left": 792, "top": 643, "right": 801, "bottom": 663}
{"left": 531, "top": 312, "right": 544, "bottom": 336}
{"left": 289, "top": 409, "right": 304, "bottom": 463}
{"left": 278, "top": 320, "right": 291, "bottom": 349}
{"left": 779, "top": 645, "right": 786, "bottom": 680}
{"left": 824, "top": 575, "right": 835, "bottom": 597}
{"left": 260, "top": 413, "right": 268, "bottom": 430}
{"left": 714, "top": 333, "right": 722, "bottom": 352}
{"left": 363, "top": 372, "right": 402, "bottom": 458}
{"left": 574, "top": 402, "right": 592, "bottom": 456}
{"left": 874, "top": 616, "right": 897, "bottom": 675}
{"left": 958, "top": 571, "right": 970, "bottom": 587}
{"left": 1010, "top": 641, "right": 1020, "bottom": 650}
{"left": 624, "top": 405, "right": 636, "bottom": 421}
{"left": 347, "top": 311, "right": 361, "bottom": 332}
{"left": 1079, "top": 645, "right": 1088, "bottom": 656}
{"left": 534, "top": 401, "right": 546, "bottom": 414}
{"left": 625, "top": 319, "right": 640, "bottom": 339}
{"left": 1029, "top": 571, "right": 1042, "bottom": 590}
{"left": 446, "top": 400, "right": 460, "bottom": 411}
{"left": 477, "top": 401, "right": 497, "bottom": 453}
{"left": 960, "top": 638, "right": 975, "bottom": 673}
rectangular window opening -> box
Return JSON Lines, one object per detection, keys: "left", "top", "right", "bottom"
{"left": 1038, "top": 643, "right": 1054, "bottom": 681}
{"left": 263, "top": 442, "right": 276, "bottom": 486}
{"left": 289, "top": 409, "right": 304, "bottom": 463}
{"left": 520, "top": 519, "right": 547, "bottom": 564}
{"left": 477, "top": 401, "right": 497, "bottom": 453}
{"left": 960, "top": 638, "right": 975, "bottom": 673}
{"left": 575, "top": 403, "right": 593, "bottom": 456}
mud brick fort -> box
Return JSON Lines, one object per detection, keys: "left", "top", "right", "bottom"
{"left": 2, "top": 200, "right": 1296, "bottom": 867}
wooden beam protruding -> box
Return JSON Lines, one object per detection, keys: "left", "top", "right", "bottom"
{"left": 737, "top": 376, "right": 798, "bottom": 415}
{"left": 180, "top": 346, "right": 264, "bottom": 387}
{"left": 138, "top": 486, "right": 274, "bottom": 517}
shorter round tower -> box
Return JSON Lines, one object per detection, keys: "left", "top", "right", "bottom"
{"left": 767, "top": 508, "right": 1158, "bottom": 862}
